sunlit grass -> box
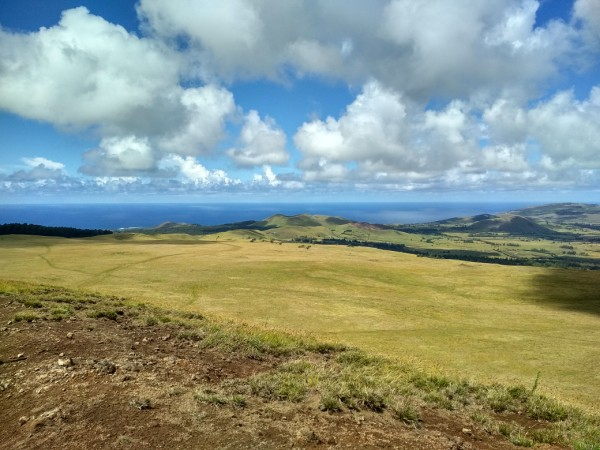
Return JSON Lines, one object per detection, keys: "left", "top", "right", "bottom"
{"left": 0, "top": 235, "right": 599, "bottom": 413}
{"left": 2, "top": 279, "right": 599, "bottom": 448}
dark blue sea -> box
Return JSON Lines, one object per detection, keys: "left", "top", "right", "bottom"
{"left": 0, "top": 202, "right": 539, "bottom": 230}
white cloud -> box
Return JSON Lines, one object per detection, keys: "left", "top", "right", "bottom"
{"left": 137, "top": 0, "right": 580, "bottom": 102}
{"left": 1, "top": 1, "right": 598, "bottom": 197}
{"left": 292, "top": 79, "right": 600, "bottom": 190}
{"left": 253, "top": 165, "right": 281, "bottom": 187}
{"left": 7, "top": 157, "right": 67, "bottom": 182}
{"left": 481, "top": 144, "right": 529, "bottom": 172}
{"left": 158, "top": 154, "right": 236, "bottom": 186}
{"left": 81, "top": 135, "right": 156, "bottom": 176}
{"left": 227, "top": 110, "right": 288, "bottom": 167}
{"left": 138, "top": 0, "right": 264, "bottom": 79}
{"left": 295, "top": 81, "right": 411, "bottom": 168}
{"left": 294, "top": 81, "right": 478, "bottom": 181}
{"left": 158, "top": 85, "right": 236, "bottom": 156}
{"left": 483, "top": 86, "right": 600, "bottom": 170}
{"left": 22, "top": 157, "right": 65, "bottom": 171}
{"left": 528, "top": 88, "right": 600, "bottom": 168}
{"left": 0, "top": 7, "right": 180, "bottom": 133}
{"left": 574, "top": 0, "right": 600, "bottom": 48}
{"left": 0, "top": 8, "right": 238, "bottom": 177}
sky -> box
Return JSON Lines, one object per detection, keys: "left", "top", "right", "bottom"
{"left": 0, "top": 0, "right": 599, "bottom": 204}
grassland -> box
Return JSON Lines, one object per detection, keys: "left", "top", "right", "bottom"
{"left": 1, "top": 232, "right": 599, "bottom": 417}
{"left": 2, "top": 280, "right": 600, "bottom": 448}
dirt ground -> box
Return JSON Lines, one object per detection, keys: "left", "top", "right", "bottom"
{"left": 0, "top": 296, "right": 566, "bottom": 450}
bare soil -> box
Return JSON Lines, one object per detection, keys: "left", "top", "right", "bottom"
{"left": 0, "top": 296, "right": 565, "bottom": 449}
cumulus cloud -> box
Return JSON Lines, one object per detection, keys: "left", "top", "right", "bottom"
{"left": 158, "top": 85, "right": 236, "bottom": 156}
{"left": 528, "top": 87, "right": 600, "bottom": 169}
{"left": 1, "top": 1, "right": 598, "bottom": 197}
{"left": 253, "top": 165, "right": 281, "bottom": 187}
{"left": 227, "top": 111, "right": 288, "bottom": 167}
{"left": 137, "top": 0, "right": 580, "bottom": 102}
{"left": 295, "top": 81, "right": 410, "bottom": 167}
{"left": 252, "top": 165, "right": 306, "bottom": 190}
{"left": 0, "top": 7, "right": 180, "bottom": 133}
{"left": 0, "top": 8, "right": 238, "bottom": 177}
{"left": 574, "top": 0, "right": 600, "bottom": 48}
{"left": 158, "top": 154, "right": 236, "bottom": 186}
{"left": 80, "top": 135, "right": 156, "bottom": 176}
{"left": 292, "top": 78, "right": 600, "bottom": 190}
{"left": 7, "top": 157, "right": 67, "bottom": 181}
{"left": 294, "top": 81, "right": 479, "bottom": 182}
{"left": 483, "top": 86, "right": 600, "bottom": 170}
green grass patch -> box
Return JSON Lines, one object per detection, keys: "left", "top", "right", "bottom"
{"left": 13, "top": 311, "right": 42, "bottom": 322}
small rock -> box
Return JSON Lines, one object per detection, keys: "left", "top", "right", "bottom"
{"left": 17, "top": 353, "right": 24, "bottom": 358}
{"left": 1, "top": 327, "right": 8, "bottom": 332}
{"left": 7, "top": 320, "right": 13, "bottom": 325}
{"left": 66, "top": 332, "right": 73, "bottom": 339}
{"left": 161, "top": 334, "right": 171, "bottom": 341}
{"left": 57, "top": 357, "right": 73, "bottom": 367}
{"left": 130, "top": 398, "right": 152, "bottom": 410}
{"left": 59, "top": 352, "right": 65, "bottom": 357}
{"left": 19, "top": 416, "right": 29, "bottom": 425}
{"left": 462, "top": 428, "right": 472, "bottom": 435}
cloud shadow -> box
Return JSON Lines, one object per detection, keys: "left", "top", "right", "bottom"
{"left": 527, "top": 269, "right": 600, "bottom": 317}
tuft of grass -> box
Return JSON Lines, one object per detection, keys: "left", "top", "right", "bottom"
{"left": 20, "top": 298, "right": 43, "bottom": 308}
{"left": 13, "top": 311, "right": 43, "bottom": 322}
{"left": 87, "top": 309, "right": 123, "bottom": 320}
{"left": 526, "top": 395, "right": 571, "bottom": 422}
{"left": 319, "top": 392, "right": 343, "bottom": 412}
{"left": 470, "top": 411, "right": 493, "bottom": 429}
{"left": 249, "top": 371, "right": 308, "bottom": 402}
{"left": 50, "top": 306, "right": 73, "bottom": 321}
{"left": 389, "top": 397, "right": 421, "bottom": 424}
{"left": 194, "top": 388, "right": 247, "bottom": 408}
{"left": 144, "top": 316, "right": 159, "bottom": 326}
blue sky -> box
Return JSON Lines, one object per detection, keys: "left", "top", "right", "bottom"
{"left": 1, "top": 0, "right": 599, "bottom": 203}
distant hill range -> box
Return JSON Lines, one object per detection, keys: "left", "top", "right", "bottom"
{"left": 135, "top": 203, "right": 600, "bottom": 239}
{"left": 511, "top": 203, "right": 600, "bottom": 226}
{"left": 128, "top": 203, "right": 600, "bottom": 270}
{"left": 3, "top": 203, "right": 599, "bottom": 269}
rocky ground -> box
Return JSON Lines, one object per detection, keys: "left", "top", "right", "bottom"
{"left": 0, "top": 293, "right": 568, "bottom": 450}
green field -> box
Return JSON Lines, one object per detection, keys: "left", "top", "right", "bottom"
{"left": 1, "top": 233, "right": 599, "bottom": 413}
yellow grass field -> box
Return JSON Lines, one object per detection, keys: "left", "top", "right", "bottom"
{"left": 1, "top": 233, "right": 599, "bottom": 412}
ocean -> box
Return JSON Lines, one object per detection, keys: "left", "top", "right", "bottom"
{"left": 0, "top": 202, "right": 538, "bottom": 230}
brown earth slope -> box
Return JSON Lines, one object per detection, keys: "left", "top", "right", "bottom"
{"left": 0, "top": 285, "right": 574, "bottom": 450}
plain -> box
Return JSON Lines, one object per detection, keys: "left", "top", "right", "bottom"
{"left": 0, "top": 233, "right": 599, "bottom": 413}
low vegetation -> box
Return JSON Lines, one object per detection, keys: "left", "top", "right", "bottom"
{"left": 0, "top": 223, "right": 112, "bottom": 238}
{"left": 1, "top": 280, "right": 599, "bottom": 448}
